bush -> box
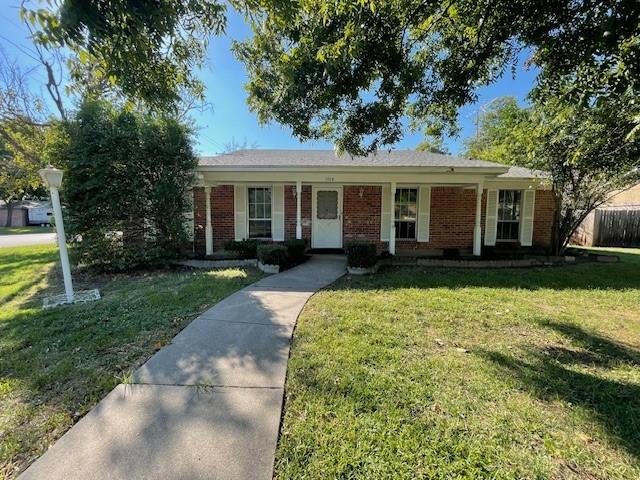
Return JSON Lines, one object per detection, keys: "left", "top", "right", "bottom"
{"left": 345, "top": 240, "right": 377, "bottom": 268}
{"left": 283, "top": 239, "right": 307, "bottom": 265}
{"left": 257, "top": 244, "right": 288, "bottom": 266}
{"left": 224, "top": 239, "right": 261, "bottom": 259}
{"left": 55, "top": 99, "right": 197, "bottom": 272}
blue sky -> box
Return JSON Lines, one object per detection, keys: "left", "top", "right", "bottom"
{"left": 1, "top": 5, "right": 538, "bottom": 156}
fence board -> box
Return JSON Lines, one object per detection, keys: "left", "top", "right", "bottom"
{"left": 596, "top": 208, "right": 640, "bottom": 246}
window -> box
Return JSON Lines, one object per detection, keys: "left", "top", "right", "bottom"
{"left": 394, "top": 188, "right": 417, "bottom": 239}
{"left": 317, "top": 190, "right": 338, "bottom": 219}
{"left": 497, "top": 190, "right": 521, "bottom": 241}
{"left": 248, "top": 187, "right": 272, "bottom": 238}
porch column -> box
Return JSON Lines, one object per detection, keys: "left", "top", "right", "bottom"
{"left": 205, "top": 186, "right": 213, "bottom": 256}
{"left": 296, "top": 180, "right": 302, "bottom": 240}
{"left": 389, "top": 182, "right": 396, "bottom": 255}
{"left": 473, "top": 183, "right": 483, "bottom": 256}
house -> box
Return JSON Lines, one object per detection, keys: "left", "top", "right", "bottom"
{"left": 573, "top": 184, "right": 640, "bottom": 247}
{"left": 0, "top": 200, "right": 52, "bottom": 227}
{"left": 191, "top": 150, "right": 555, "bottom": 256}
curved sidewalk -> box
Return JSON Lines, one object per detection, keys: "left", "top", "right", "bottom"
{"left": 20, "top": 255, "right": 346, "bottom": 480}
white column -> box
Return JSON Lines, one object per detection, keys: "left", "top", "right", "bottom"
{"left": 473, "top": 183, "right": 483, "bottom": 256}
{"left": 50, "top": 186, "right": 74, "bottom": 302}
{"left": 389, "top": 182, "right": 396, "bottom": 255}
{"left": 295, "top": 181, "right": 302, "bottom": 240}
{"left": 205, "top": 186, "right": 213, "bottom": 256}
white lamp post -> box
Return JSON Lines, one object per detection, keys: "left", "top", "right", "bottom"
{"left": 39, "top": 166, "right": 74, "bottom": 303}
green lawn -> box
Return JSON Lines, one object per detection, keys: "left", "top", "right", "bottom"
{"left": 277, "top": 248, "right": 640, "bottom": 479}
{"left": 0, "top": 245, "right": 262, "bottom": 479}
{"left": 0, "top": 227, "right": 53, "bottom": 235}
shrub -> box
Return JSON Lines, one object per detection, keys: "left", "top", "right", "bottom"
{"left": 55, "top": 99, "right": 197, "bottom": 272}
{"left": 345, "top": 240, "right": 377, "bottom": 268}
{"left": 224, "top": 239, "right": 261, "bottom": 259}
{"left": 283, "top": 239, "right": 307, "bottom": 265}
{"left": 257, "top": 244, "right": 288, "bottom": 266}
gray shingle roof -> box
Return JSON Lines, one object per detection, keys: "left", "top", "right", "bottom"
{"left": 499, "top": 166, "right": 549, "bottom": 179}
{"left": 199, "top": 149, "right": 506, "bottom": 169}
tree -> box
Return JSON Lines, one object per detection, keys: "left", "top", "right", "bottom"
{"left": 234, "top": 0, "right": 639, "bottom": 154}
{"left": 50, "top": 100, "right": 198, "bottom": 271}
{"left": 465, "top": 97, "right": 530, "bottom": 164}
{"left": 464, "top": 96, "right": 640, "bottom": 255}
{"left": 0, "top": 127, "right": 47, "bottom": 226}
{"left": 416, "top": 136, "right": 449, "bottom": 155}
{"left": 23, "top": 0, "right": 227, "bottom": 112}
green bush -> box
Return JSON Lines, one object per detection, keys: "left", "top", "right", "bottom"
{"left": 257, "top": 244, "right": 288, "bottom": 266}
{"left": 283, "top": 239, "right": 307, "bottom": 265}
{"left": 53, "top": 99, "right": 197, "bottom": 272}
{"left": 224, "top": 239, "right": 261, "bottom": 259}
{"left": 345, "top": 240, "right": 377, "bottom": 268}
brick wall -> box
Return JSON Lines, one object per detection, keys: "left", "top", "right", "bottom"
{"left": 395, "top": 187, "right": 485, "bottom": 251}
{"left": 533, "top": 189, "right": 555, "bottom": 249}
{"left": 343, "top": 185, "right": 382, "bottom": 247}
{"left": 284, "top": 185, "right": 312, "bottom": 241}
{"left": 193, "top": 187, "right": 206, "bottom": 255}
{"left": 212, "top": 185, "right": 235, "bottom": 250}
{"left": 193, "top": 185, "right": 235, "bottom": 256}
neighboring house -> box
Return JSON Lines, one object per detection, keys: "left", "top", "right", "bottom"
{"left": 192, "top": 150, "right": 555, "bottom": 256}
{"left": 573, "top": 184, "right": 640, "bottom": 247}
{"left": 0, "top": 200, "right": 52, "bottom": 227}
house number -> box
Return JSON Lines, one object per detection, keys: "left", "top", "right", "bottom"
{"left": 324, "top": 177, "right": 335, "bottom": 182}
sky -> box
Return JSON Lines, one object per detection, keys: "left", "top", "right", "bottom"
{"left": 0, "top": 5, "right": 538, "bottom": 156}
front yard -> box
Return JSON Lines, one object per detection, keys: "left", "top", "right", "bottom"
{"left": 277, "top": 248, "right": 640, "bottom": 479}
{"left": 0, "top": 245, "right": 262, "bottom": 479}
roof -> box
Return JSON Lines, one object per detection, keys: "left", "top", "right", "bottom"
{"left": 198, "top": 149, "right": 544, "bottom": 179}
{"left": 200, "top": 149, "right": 505, "bottom": 169}
{"left": 499, "top": 166, "right": 548, "bottom": 179}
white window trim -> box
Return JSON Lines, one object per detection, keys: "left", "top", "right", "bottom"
{"left": 394, "top": 185, "right": 419, "bottom": 241}
{"left": 496, "top": 189, "right": 522, "bottom": 243}
{"left": 246, "top": 184, "right": 274, "bottom": 240}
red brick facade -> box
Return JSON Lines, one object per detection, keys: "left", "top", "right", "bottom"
{"left": 193, "top": 187, "right": 206, "bottom": 255}
{"left": 193, "top": 185, "right": 235, "bottom": 256}
{"left": 284, "top": 185, "right": 312, "bottom": 241}
{"left": 193, "top": 184, "right": 555, "bottom": 255}
{"left": 343, "top": 185, "right": 383, "bottom": 247}
{"left": 212, "top": 185, "right": 235, "bottom": 250}
{"left": 533, "top": 190, "right": 555, "bottom": 249}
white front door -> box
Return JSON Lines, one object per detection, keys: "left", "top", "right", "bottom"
{"left": 312, "top": 186, "right": 342, "bottom": 248}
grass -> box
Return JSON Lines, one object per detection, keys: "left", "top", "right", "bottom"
{"left": 0, "top": 227, "right": 53, "bottom": 235}
{"left": 277, "top": 248, "right": 640, "bottom": 480}
{"left": 0, "top": 244, "right": 262, "bottom": 479}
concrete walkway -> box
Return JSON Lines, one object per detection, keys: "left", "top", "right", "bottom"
{"left": 20, "top": 255, "right": 346, "bottom": 480}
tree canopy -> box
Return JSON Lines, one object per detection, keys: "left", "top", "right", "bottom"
{"left": 24, "top": 0, "right": 227, "bottom": 111}
{"left": 464, "top": 95, "right": 640, "bottom": 254}
{"left": 52, "top": 100, "right": 197, "bottom": 270}
{"left": 234, "top": 0, "right": 639, "bottom": 154}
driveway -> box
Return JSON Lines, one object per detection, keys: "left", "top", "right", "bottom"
{"left": 0, "top": 233, "right": 56, "bottom": 248}
{"left": 20, "top": 255, "right": 346, "bottom": 480}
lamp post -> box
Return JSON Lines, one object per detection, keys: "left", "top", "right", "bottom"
{"left": 39, "top": 166, "right": 74, "bottom": 303}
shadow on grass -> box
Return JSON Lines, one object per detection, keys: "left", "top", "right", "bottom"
{"left": 479, "top": 321, "right": 640, "bottom": 459}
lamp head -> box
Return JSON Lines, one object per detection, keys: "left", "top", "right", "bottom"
{"left": 39, "top": 166, "right": 64, "bottom": 189}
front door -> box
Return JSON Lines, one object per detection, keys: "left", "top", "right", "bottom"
{"left": 312, "top": 186, "right": 342, "bottom": 248}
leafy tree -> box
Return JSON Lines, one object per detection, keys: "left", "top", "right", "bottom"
{"left": 51, "top": 100, "right": 197, "bottom": 271}
{"left": 234, "top": 0, "right": 639, "bottom": 154}
{"left": 23, "top": 0, "right": 227, "bottom": 111}
{"left": 0, "top": 126, "right": 47, "bottom": 226}
{"left": 465, "top": 97, "right": 530, "bottom": 164}
{"left": 416, "top": 136, "right": 449, "bottom": 155}
{"left": 464, "top": 96, "right": 640, "bottom": 255}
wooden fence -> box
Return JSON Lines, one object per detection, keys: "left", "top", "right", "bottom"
{"left": 595, "top": 208, "right": 640, "bottom": 247}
